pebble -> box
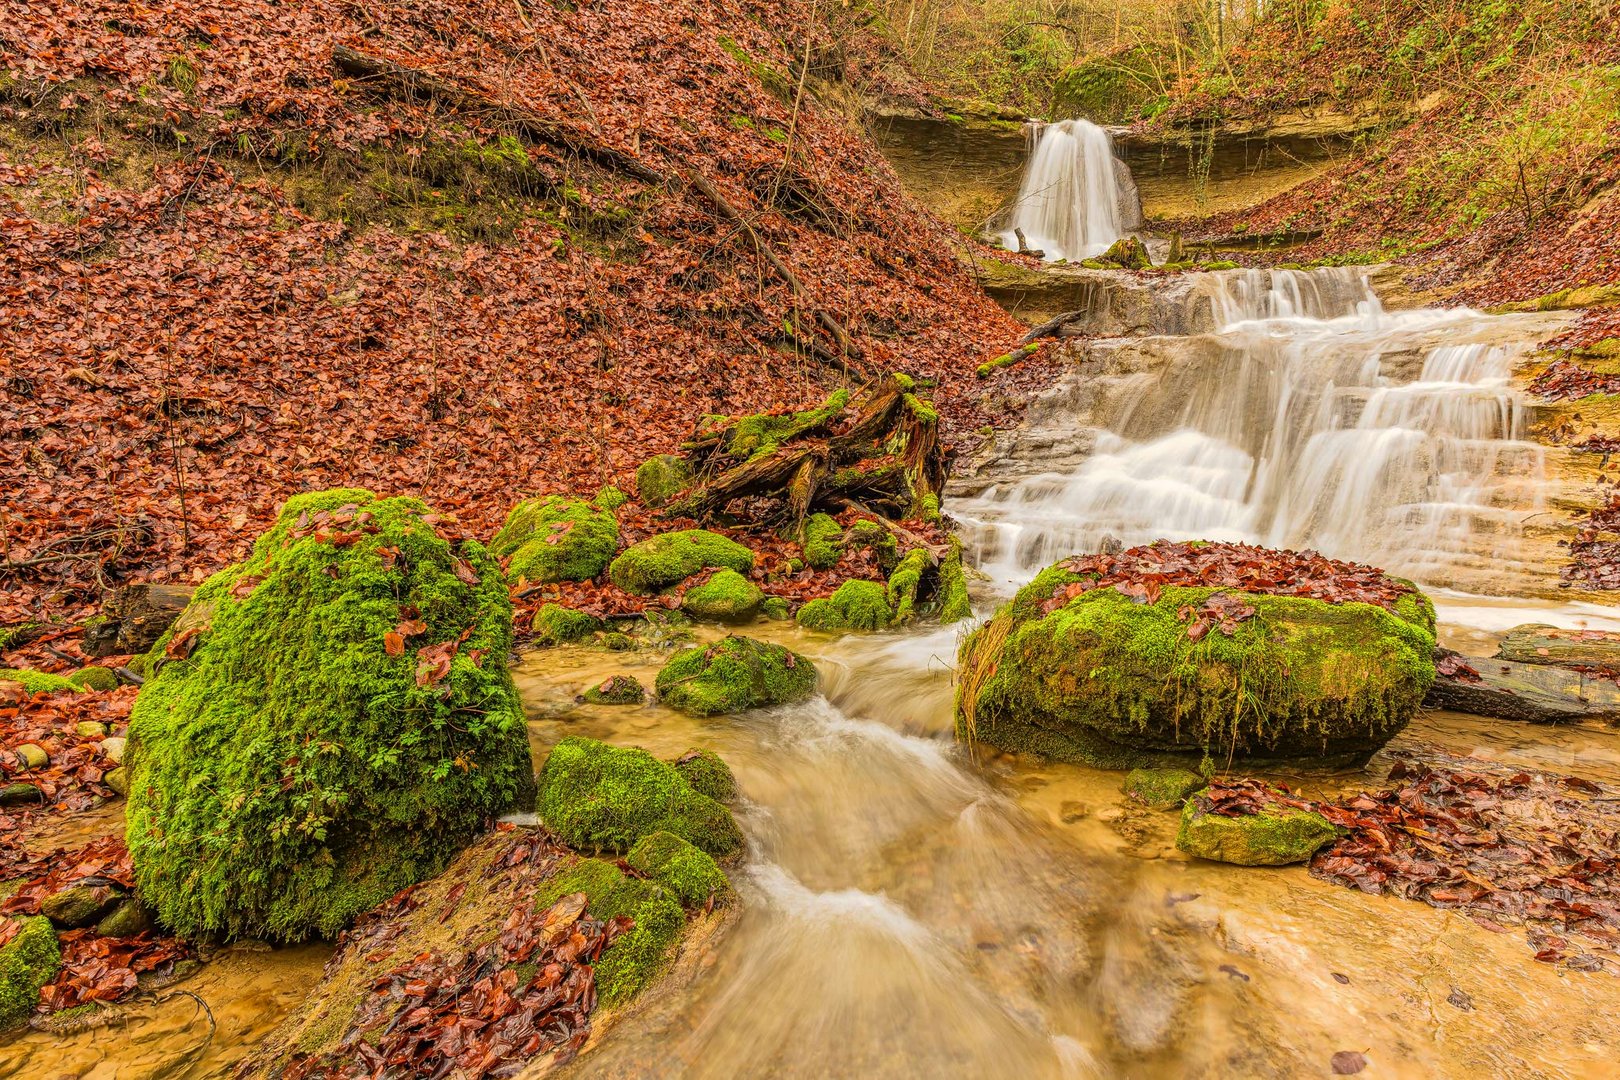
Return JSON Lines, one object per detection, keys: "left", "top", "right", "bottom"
{"left": 105, "top": 767, "right": 129, "bottom": 797}
{"left": 13, "top": 744, "right": 48, "bottom": 770}
{"left": 76, "top": 721, "right": 108, "bottom": 738}
{"left": 101, "top": 736, "right": 127, "bottom": 764}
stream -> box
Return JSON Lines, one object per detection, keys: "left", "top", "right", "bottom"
{"left": 9, "top": 159, "right": 1620, "bottom": 1078}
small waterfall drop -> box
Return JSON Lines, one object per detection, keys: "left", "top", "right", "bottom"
{"left": 999, "top": 119, "right": 1137, "bottom": 262}
{"left": 959, "top": 267, "right": 1556, "bottom": 596}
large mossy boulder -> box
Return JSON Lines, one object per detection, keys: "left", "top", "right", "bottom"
{"left": 537, "top": 736, "right": 742, "bottom": 857}
{"left": 125, "top": 489, "right": 535, "bottom": 942}
{"left": 0, "top": 915, "right": 61, "bottom": 1030}
{"left": 655, "top": 636, "right": 817, "bottom": 716}
{"left": 608, "top": 530, "right": 754, "bottom": 593}
{"left": 490, "top": 496, "right": 618, "bottom": 583}
{"left": 956, "top": 543, "right": 1437, "bottom": 767}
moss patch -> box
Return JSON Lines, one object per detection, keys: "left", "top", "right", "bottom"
{"left": 1176, "top": 801, "right": 1338, "bottom": 866}
{"left": 594, "top": 485, "right": 629, "bottom": 512}
{"left": 125, "top": 488, "right": 534, "bottom": 942}
{"left": 67, "top": 667, "right": 119, "bottom": 692}
{"left": 801, "top": 513, "right": 844, "bottom": 570}
{"left": 671, "top": 748, "right": 738, "bottom": 803}
{"left": 0, "top": 915, "right": 61, "bottom": 1031}
{"left": 700, "top": 388, "right": 849, "bottom": 461}
{"left": 536, "top": 736, "right": 742, "bottom": 857}
{"left": 843, "top": 520, "right": 898, "bottom": 572}
{"left": 0, "top": 669, "right": 79, "bottom": 695}
{"left": 532, "top": 855, "right": 686, "bottom": 1007}
{"left": 797, "top": 580, "right": 893, "bottom": 632}
{"left": 490, "top": 496, "right": 618, "bottom": 584}
{"left": 635, "top": 455, "right": 694, "bottom": 509}
{"left": 530, "top": 603, "right": 603, "bottom": 645}
{"left": 886, "top": 549, "right": 929, "bottom": 625}
{"left": 654, "top": 636, "right": 817, "bottom": 716}
{"left": 609, "top": 530, "right": 755, "bottom": 593}
{"left": 626, "top": 831, "right": 732, "bottom": 908}
{"left": 937, "top": 537, "right": 973, "bottom": 624}
{"left": 582, "top": 674, "right": 646, "bottom": 705}
{"left": 1123, "top": 768, "right": 1206, "bottom": 811}
{"left": 680, "top": 569, "right": 764, "bottom": 623}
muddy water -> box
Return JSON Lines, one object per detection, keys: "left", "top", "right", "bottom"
{"left": 521, "top": 626, "right": 1620, "bottom": 1080}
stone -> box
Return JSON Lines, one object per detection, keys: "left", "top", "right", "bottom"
{"left": 530, "top": 604, "right": 603, "bottom": 646}
{"left": 0, "top": 915, "right": 61, "bottom": 1031}
{"left": 13, "top": 745, "right": 47, "bottom": 770}
{"left": 105, "top": 768, "right": 129, "bottom": 797}
{"left": 626, "top": 831, "right": 731, "bottom": 907}
{"left": 608, "top": 530, "right": 755, "bottom": 594}
{"left": 680, "top": 569, "right": 764, "bottom": 623}
{"left": 581, "top": 675, "right": 646, "bottom": 705}
{"left": 672, "top": 748, "right": 739, "bottom": 803}
{"left": 655, "top": 636, "right": 817, "bottom": 716}
{"left": 1124, "top": 768, "right": 1206, "bottom": 810}
{"left": 635, "top": 454, "right": 695, "bottom": 509}
{"left": 0, "top": 784, "right": 42, "bottom": 808}
{"left": 796, "top": 580, "right": 893, "bottom": 632}
{"left": 1496, "top": 624, "right": 1620, "bottom": 670}
{"left": 100, "top": 736, "right": 127, "bottom": 764}
{"left": 66, "top": 667, "right": 119, "bottom": 692}
{"left": 95, "top": 898, "right": 155, "bottom": 938}
{"left": 490, "top": 496, "right": 618, "bottom": 584}
{"left": 40, "top": 884, "right": 122, "bottom": 929}
{"left": 1175, "top": 801, "right": 1338, "bottom": 866}
{"left": 76, "top": 721, "right": 108, "bottom": 738}
{"left": 760, "top": 596, "right": 791, "bottom": 621}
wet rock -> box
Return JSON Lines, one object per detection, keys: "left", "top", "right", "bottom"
{"left": 1098, "top": 235, "right": 1152, "bottom": 270}
{"left": 100, "top": 736, "right": 127, "bottom": 764}
{"left": 655, "top": 636, "right": 817, "bottom": 716}
{"left": 609, "top": 530, "right": 755, "bottom": 594}
{"left": 490, "top": 496, "right": 618, "bottom": 584}
{"left": 1496, "top": 624, "right": 1620, "bottom": 670}
{"left": 801, "top": 513, "right": 844, "bottom": 570}
{"left": 13, "top": 744, "right": 48, "bottom": 770}
{"left": 581, "top": 674, "right": 646, "bottom": 705}
{"left": 1175, "top": 801, "right": 1338, "bottom": 866}
{"left": 680, "top": 569, "right": 764, "bottom": 622}
{"left": 67, "top": 667, "right": 119, "bottom": 692}
{"left": 40, "top": 884, "right": 122, "bottom": 928}
{"left": 530, "top": 603, "right": 604, "bottom": 645}
{"left": 626, "top": 831, "right": 732, "bottom": 907}
{"left": 0, "top": 915, "right": 61, "bottom": 1031}
{"left": 1426, "top": 648, "right": 1620, "bottom": 723}
{"left": 1123, "top": 768, "right": 1206, "bottom": 810}
{"left": 76, "top": 721, "right": 108, "bottom": 738}
{"left": 95, "top": 898, "right": 154, "bottom": 937}
{"left": 797, "top": 580, "right": 893, "bottom": 631}
{"left": 761, "top": 596, "right": 791, "bottom": 621}
{"left": 672, "top": 748, "right": 739, "bottom": 803}
{"left": 105, "top": 768, "right": 129, "bottom": 797}
{"left": 0, "top": 783, "right": 42, "bottom": 807}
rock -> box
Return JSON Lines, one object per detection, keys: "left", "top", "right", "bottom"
{"left": 760, "top": 596, "right": 791, "bottom": 621}
{"left": 581, "top": 674, "right": 646, "bottom": 705}
{"left": 680, "top": 569, "right": 764, "bottom": 622}
{"left": 1426, "top": 648, "right": 1620, "bottom": 723}
{"left": 797, "top": 580, "right": 894, "bottom": 631}
{"left": 105, "top": 768, "right": 129, "bottom": 797}
{"left": 1099, "top": 235, "right": 1152, "bottom": 270}
{"left": 1124, "top": 768, "right": 1206, "bottom": 810}
{"left": 0, "top": 784, "right": 42, "bottom": 807}
{"left": 635, "top": 454, "right": 695, "bottom": 508}
{"left": 125, "top": 488, "right": 535, "bottom": 942}
{"left": 490, "top": 496, "right": 619, "bottom": 584}
{"left": 0, "top": 915, "right": 61, "bottom": 1031}
{"left": 86, "top": 583, "right": 194, "bottom": 657}
{"left": 655, "top": 636, "right": 817, "bottom": 716}
{"left": 95, "top": 898, "right": 154, "bottom": 938}
{"left": 594, "top": 484, "right": 629, "bottom": 512}
{"left": 626, "top": 831, "right": 731, "bottom": 907}
{"left": 530, "top": 603, "right": 604, "bottom": 645}
{"left": 608, "top": 530, "right": 755, "bottom": 593}
{"left": 0, "top": 670, "right": 78, "bottom": 696}
{"left": 536, "top": 736, "right": 743, "bottom": 856}
{"left": 40, "top": 884, "right": 122, "bottom": 928}
{"left": 100, "top": 736, "right": 127, "bottom": 764}
{"left": 13, "top": 744, "right": 47, "bottom": 770}
{"left": 76, "top": 721, "right": 108, "bottom": 738}
{"left": 672, "top": 747, "right": 739, "bottom": 803}
{"left": 956, "top": 551, "right": 1436, "bottom": 767}
{"left": 801, "top": 513, "right": 844, "bottom": 570}
{"left": 1176, "top": 800, "right": 1338, "bottom": 866}
{"left": 66, "top": 667, "right": 119, "bottom": 692}
{"left": 1496, "top": 624, "right": 1620, "bottom": 670}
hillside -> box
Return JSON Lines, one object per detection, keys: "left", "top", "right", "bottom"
{"left": 0, "top": 0, "right": 1021, "bottom": 621}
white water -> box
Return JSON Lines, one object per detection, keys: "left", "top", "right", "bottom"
{"left": 959, "top": 268, "right": 1556, "bottom": 598}
{"left": 998, "top": 120, "right": 1133, "bottom": 262}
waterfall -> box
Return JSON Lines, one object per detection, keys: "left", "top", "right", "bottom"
{"left": 958, "top": 268, "right": 1553, "bottom": 595}
{"left": 999, "top": 120, "right": 1136, "bottom": 262}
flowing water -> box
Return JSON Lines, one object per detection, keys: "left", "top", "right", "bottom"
{"left": 997, "top": 120, "right": 1140, "bottom": 262}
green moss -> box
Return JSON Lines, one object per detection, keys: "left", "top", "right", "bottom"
{"left": 1099, "top": 236, "right": 1152, "bottom": 270}
{"left": 594, "top": 485, "right": 629, "bottom": 512}
{"left": 626, "top": 831, "right": 731, "bottom": 908}
{"left": 124, "top": 488, "right": 534, "bottom": 943}
{"left": 1176, "top": 800, "right": 1338, "bottom": 866}
{"left": 671, "top": 748, "right": 738, "bottom": 803}
{"left": 530, "top": 603, "right": 603, "bottom": 645}
{"left": 937, "top": 537, "right": 972, "bottom": 624}
{"left": 655, "top": 636, "right": 817, "bottom": 716}
{"left": 843, "top": 521, "right": 898, "bottom": 572}
{"left": 958, "top": 571, "right": 1436, "bottom": 768}
{"left": 532, "top": 856, "right": 685, "bottom": 1007}
{"left": 702, "top": 389, "right": 850, "bottom": 462}
{"left": 802, "top": 513, "right": 844, "bottom": 570}
{"left": 1123, "top": 768, "right": 1206, "bottom": 811}
{"left": 609, "top": 530, "right": 755, "bottom": 593}
{"left": 886, "top": 550, "right": 930, "bottom": 626}
{"left": 67, "top": 667, "right": 119, "bottom": 692}
{"left": 680, "top": 569, "right": 764, "bottom": 623}
{"left": 797, "top": 580, "right": 893, "bottom": 632}
{"left": 760, "top": 596, "right": 791, "bottom": 621}
{"left": 917, "top": 493, "right": 942, "bottom": 524}
{"left": 536, "top": 736, "right": 742, "bottom": 856}
{"left": 490, "top": 497, "right": 618, "bottom": 584}
{"left": 598, "top": 632, "right": 634, "bottom": 651}
{"left": 1203, "top": 260, "right": 1240, "bottom": 271}
{"left": 0, "top": 623, "right": 39, "bottom": 651}
{"left": 0, "top": 915, "right": 61, "bottom": 1031}
{"left": 635, "top": 455, "right": 695, "bottom": 508}
{"left": 582, "top": 675, "right": 646, "bottom": 705}
{"left": 0, "top": 669, "right": 78, "bottom": 695}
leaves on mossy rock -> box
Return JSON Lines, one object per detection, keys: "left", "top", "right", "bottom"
{"left": 655, "top": 636, "right": 817, "bottom": 716}
{"left": 491, "top": 497, "right": 619, "bottom": 585}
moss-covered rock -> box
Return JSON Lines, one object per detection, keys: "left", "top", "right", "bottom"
{"left": 1176, "top": 800, "right": 1338, "bottom": 866}
{"left": 672, "top": 747, "right": 738, "bottom": 803}
{"left": 655, "top": 636, "right": 817, "bottom": 716}
{"left": 67, "top": 667, "right": 119, "bottom": 692}
{"left": 1123, "top": 768, "right": 1206, "bottom": 811}
{"left": 886, "top": 549, "right": 929, "bottom": 625}
{"left": 125, "top": 488, "right": 535, "bottom": 942}
{"left": 532, "top": 854, "right": 686, "bottom": 1006}
{"left": 761, "top": 595, "right": 791, "bottom": 621}
{"left": 937, "top": 537, "right": 973, "bottom": 624}
{"left": 0, "top": 623, "right": 41, "bottom": 653}
{"left": 609, "top": 530, "right": 755, "bottom": 593}
{"left": 594, "top": 485, "right": 630, "bottom": 512}
{"left": 635, "top": 454, "right": 695, "bottom": 508}
{"left": 680, "top": 569, "right": 764, "bottom": 623}
{"left": 96, "top": 898, "right": 154, "bottom": 937}
{"left": 582, "top": 674, "right": 646, "bottom": 705}
{"left": 530, "top": 603, "right": 603, "bottom": 645}
{"left": 797, "top": 580, "right": 893, "bottom": 632}
{"left": 536, "top": 736, "right": 742, "bottom": 856}
{"left": 0, "top": 783, "right": 42, "bottom": 808}
{"left": 844, "top": 520, "right": 898, "bottom": 572}
{"left": 956, "top": 557, "right": 1436, "bottom": 768}
{"left": 0, "top": 669, "right": 79, "bottom": 695}
{"left": 802, "top": 513, "right": 844, "bottom": 570}
{"left": 40, "top": 884, "right": 121, "bottom": 928}
{"left": 1099, "top": 236, "right": 1152, "bottom": 270}
{"left": 626, "top": 831, "right": 731, "bottom": 908}
{"left": 0, "top": 915, "right": 60, "bottom": 1031}
{"left": 490, "top": 496, "right": 618, "bottom": 584}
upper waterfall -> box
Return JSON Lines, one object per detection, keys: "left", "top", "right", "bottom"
{"left": 998, "top": 119, "right": 1139, "bottom": 262}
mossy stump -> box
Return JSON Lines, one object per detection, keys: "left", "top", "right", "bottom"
{"left": 125, "top": 489, "right": 535, "bottom": 942}
{"left": 655, "top": 636, "right": 817, "bottom": 716}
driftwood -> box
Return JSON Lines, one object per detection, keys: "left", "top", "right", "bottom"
{"left": 330, "top": 44, "right": 864, "bottom": 372}
{"left": 1017, "top": 310, "right": 1085, "bottom": 347}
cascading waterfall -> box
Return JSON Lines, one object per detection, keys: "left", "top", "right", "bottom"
{"left": 998, "top": 119, "right": 1137, "bottom": 262}
{"left": 959, "top": 267, "right": 1553, "bottom": 596}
